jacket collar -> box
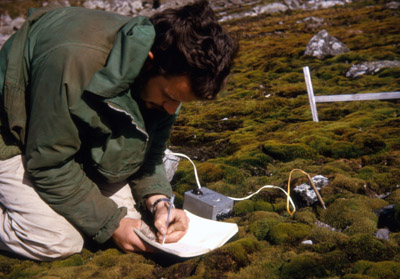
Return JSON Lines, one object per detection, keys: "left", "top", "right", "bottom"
{"left": 85, "top": 15, "right": 155, "bottom": 99}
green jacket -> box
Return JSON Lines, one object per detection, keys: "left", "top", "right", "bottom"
{"left": 0, "top": 6, "right": 176, "bottom": 243}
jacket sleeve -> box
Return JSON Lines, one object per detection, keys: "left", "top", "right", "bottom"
{"left": 129, "top": 111, "right": 178, "bottom": 207}
{"left": 25, "top": 46, "right": 126, "bottom": 244}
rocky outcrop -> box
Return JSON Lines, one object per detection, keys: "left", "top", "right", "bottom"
{"left": 82, "top": 0, "right": 147, "bottom": 16}
{"left": 219, "top": 2, "right": 289, "bottom": 22}
{"left": 163, "top": 149, "right": 180, "bottom": 182}
{"left": 346, "top": 60, "right": 400, "bottom": 78}
{"left": 0, "top": 0, "right": 355, "bottom": 49}
{"left": 385, "top": 1, "right": 400, "bottom": 9}
{"left": 296, "top": 16, "right": 325, "bottom": 30}
{"left": 304, "top": 29, "right": 349, "bottom": 59}
{"left": 302, "top": 0, "right": 350, "bottom": 10}
{"left": 293, "top": 175, "right": 329, "bottom": 207}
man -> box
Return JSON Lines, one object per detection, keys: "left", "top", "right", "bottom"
{"left": 0, "top": 0, "right": 237, "bottom": 260}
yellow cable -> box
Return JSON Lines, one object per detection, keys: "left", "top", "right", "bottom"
{"left": 286, "top": 169, "right": 326, "bottom": 216}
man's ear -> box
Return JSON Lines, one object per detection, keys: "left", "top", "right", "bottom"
{"left": 148, "top": 51, "right": 154, "bottom": 60}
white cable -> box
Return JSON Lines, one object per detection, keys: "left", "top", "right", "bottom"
{"left": 227, "top": 185, "right": 296, "bottom": 212}
{"left": 165, "top": 151, "right": 296, "bottom": 212}
{"left": 165, "top": 151, "right": 202, "bottom": 189}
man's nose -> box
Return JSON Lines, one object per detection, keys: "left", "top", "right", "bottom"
{"left": 163, "top": 100, "right": 180, "bottom": 114}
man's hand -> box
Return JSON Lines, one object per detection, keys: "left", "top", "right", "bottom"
{"left": 154, "top": 206, "right": 189, "bottom": 243}
{"left": 112, "top": 218, "right": 156, "bottom": 253}
{"left": 146, "top": 194, "right": 190, "bottom": 243}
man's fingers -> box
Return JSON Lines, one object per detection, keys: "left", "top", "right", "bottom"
{"left": 159, "top": 229, "right": 187, "bottom": 243}
{"left": 113, "top": 218, "right": 157, "bottom": 253}
{"left": 155, "top": 210, "right": 190, "bottom": 243}
{"left": 167, "top": 213, "right": 190, "bottom": 233}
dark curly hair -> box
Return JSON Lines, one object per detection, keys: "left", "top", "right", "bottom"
{"left": 149, "top": 0, "right": 238, "bottom": 100}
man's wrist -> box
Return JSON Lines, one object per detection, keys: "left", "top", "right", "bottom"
{"left": 145, "top": 194, "right": 169, "bottom": 214}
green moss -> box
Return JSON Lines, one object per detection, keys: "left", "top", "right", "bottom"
{"left": 346, "top": 217, "right": 377, "bottom": 236}
{"left": 225, "top": 152, "right": 272, "bottom": 175}
{"left": 234, "top": 200, "right": 255, "bottom": 215}
{"left": 345, "top": 233, "right": 396, "bottom": 262}
{"left": 4, "top": 261, "right": 46, "bottom": 279}
{"left": 294, "top": 211, "right": 317, "bottom": 225}
{"left": 330, "top": 141, "right": 360, "bottom": 159}
{"left": 221, "top": 164, "right": 246, "bottom": 185}
{"left": 356, "top": 166, "right": 378, "bottom": 181}
{"left": 389, "top": 232, "right": 400, "bottom": 247}
{"left": 330, "top": 174, "right": 366, "bottom": 194}
{"left": 164, "top": 260, "right": 198, "bottom": 279}
{"left": 225, "top": 245, "right": 283, "bottom": 279}
{"left": 351, "top": 133, "right": 386, "bottom": 155}
{"left": 253, "top": 200, "right": 274, "bottom": 212}
{"left": 320, "top": 250, "right": 350, "bottom": 277}
{"left": 268, "top": 223, "right": 311, "bottom": 245}
{"left": 351, "top": 260, "right": 400, "bottom": 278}
{"left": 343, "top": 274, "right": 375, "bottom": 279}
{"left": 92, "top": 249, "right": 121, "bottom": 268}
{"left": 249, "top": 217, "right": 281, "bottom": 241}
{"left": 367, "top": 198, "right": 389, "bottom": 211}
{"left": 248, "top": 211, "right": 282, "bottom": 222}
{"left": 52, "top": 254, "right": 84, "bottom": 267}
{"left": 197, "top": 162, "right": 224, "bottom": 183}
{"left": 0, "top": 255, "right": 20, "bottom": 278}
{"left": 300, "top": 134, "right": 335, "bottom": 157}
{"left": 280, "top": 252, "right": 326, "bottom": 279}
{"left": 320, "top": 196, "right": 378, "bottom": 232}
{"left": 385, "top": 189, "right": 400, "bottom": 204}
{"left": 195, "top": 238, "right": 262, "bottom": 278}
{"left": 262, "top": 141, "right": 317, "bottom": 162}
{"left": 310, "top": 226, "right": 349, "bottom": 245}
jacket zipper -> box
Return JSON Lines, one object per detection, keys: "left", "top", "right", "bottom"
{"left": 106, "top": 102, "right": 149, "bottom": 146}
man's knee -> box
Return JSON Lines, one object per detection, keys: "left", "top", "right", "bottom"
{"left": 41, "top": 229, "right": 84, "bottom": 260}
{"left": 2, "top": 216, "right": 85, "bottom": 261}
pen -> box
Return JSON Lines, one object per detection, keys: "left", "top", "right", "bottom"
{"left": 162, "top": 194, "right": 175, "bottom": 245}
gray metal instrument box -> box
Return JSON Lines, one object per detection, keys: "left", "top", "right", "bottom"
{"left": 183, "top": 187, "right": 234, "bottom": 220}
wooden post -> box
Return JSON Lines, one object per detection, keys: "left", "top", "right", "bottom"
{"left": 315, "top": 92, "right": 400, "bottom": 102}
{"left": 303, "top": 66, "right": 319, "bottom": 122}
{"left": 303, "top": 66, "right": 400, "bottom": 122}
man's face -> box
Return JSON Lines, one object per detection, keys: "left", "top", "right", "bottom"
{"left": 140, "top": 75, "right": 197, "bottom": 114}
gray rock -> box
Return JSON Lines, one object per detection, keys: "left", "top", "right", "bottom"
{"left": 83, "top": 0, "right": 144, "bottom": 16}
{"left": 10, "top": 16, "right": 26, "bottom": 30}
{"left": 220, "top": 2, "right": 288, "bottom": 22}
{"left": 0, "top": 13, "right": 12, "bottom": 26}
{"left": 304, "top": 29, "right": 349, "bottom": 59}
{"left": 163, "top": 149, "right": 180, "bottom": 182}
{"left": 255, "top": 3, "right": 288, "bottom": 14}
{"left": 42, "top": 0, "right": 71, "bottom": 7}
{"left": 0, "top": 14, "right": 26, "bottom": 49}
{"left": 385, "top": 1, "right": 400, "bottom": 9}
{"left": 296, "top": 16, "right": 325, "bottom": 30}
{"left": 293, "top": 175, "right": 329, "bottom": 206}
{"left": 284, "top": 0, "right": 302, "bottom": 10}
{"left": 345, "top": 60, "right": 400, "bottom": 78}
{"left": 375, "top": 228, "right": 390, "bottom": 241}
{"left": 302, "top": 0, "right": 350, "bottom": 10}
{"left": 83, "top": 0, "right": 111, "bottom": 10}
{"left": 315, "top": 220, "right": 339, "bottom": 231}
